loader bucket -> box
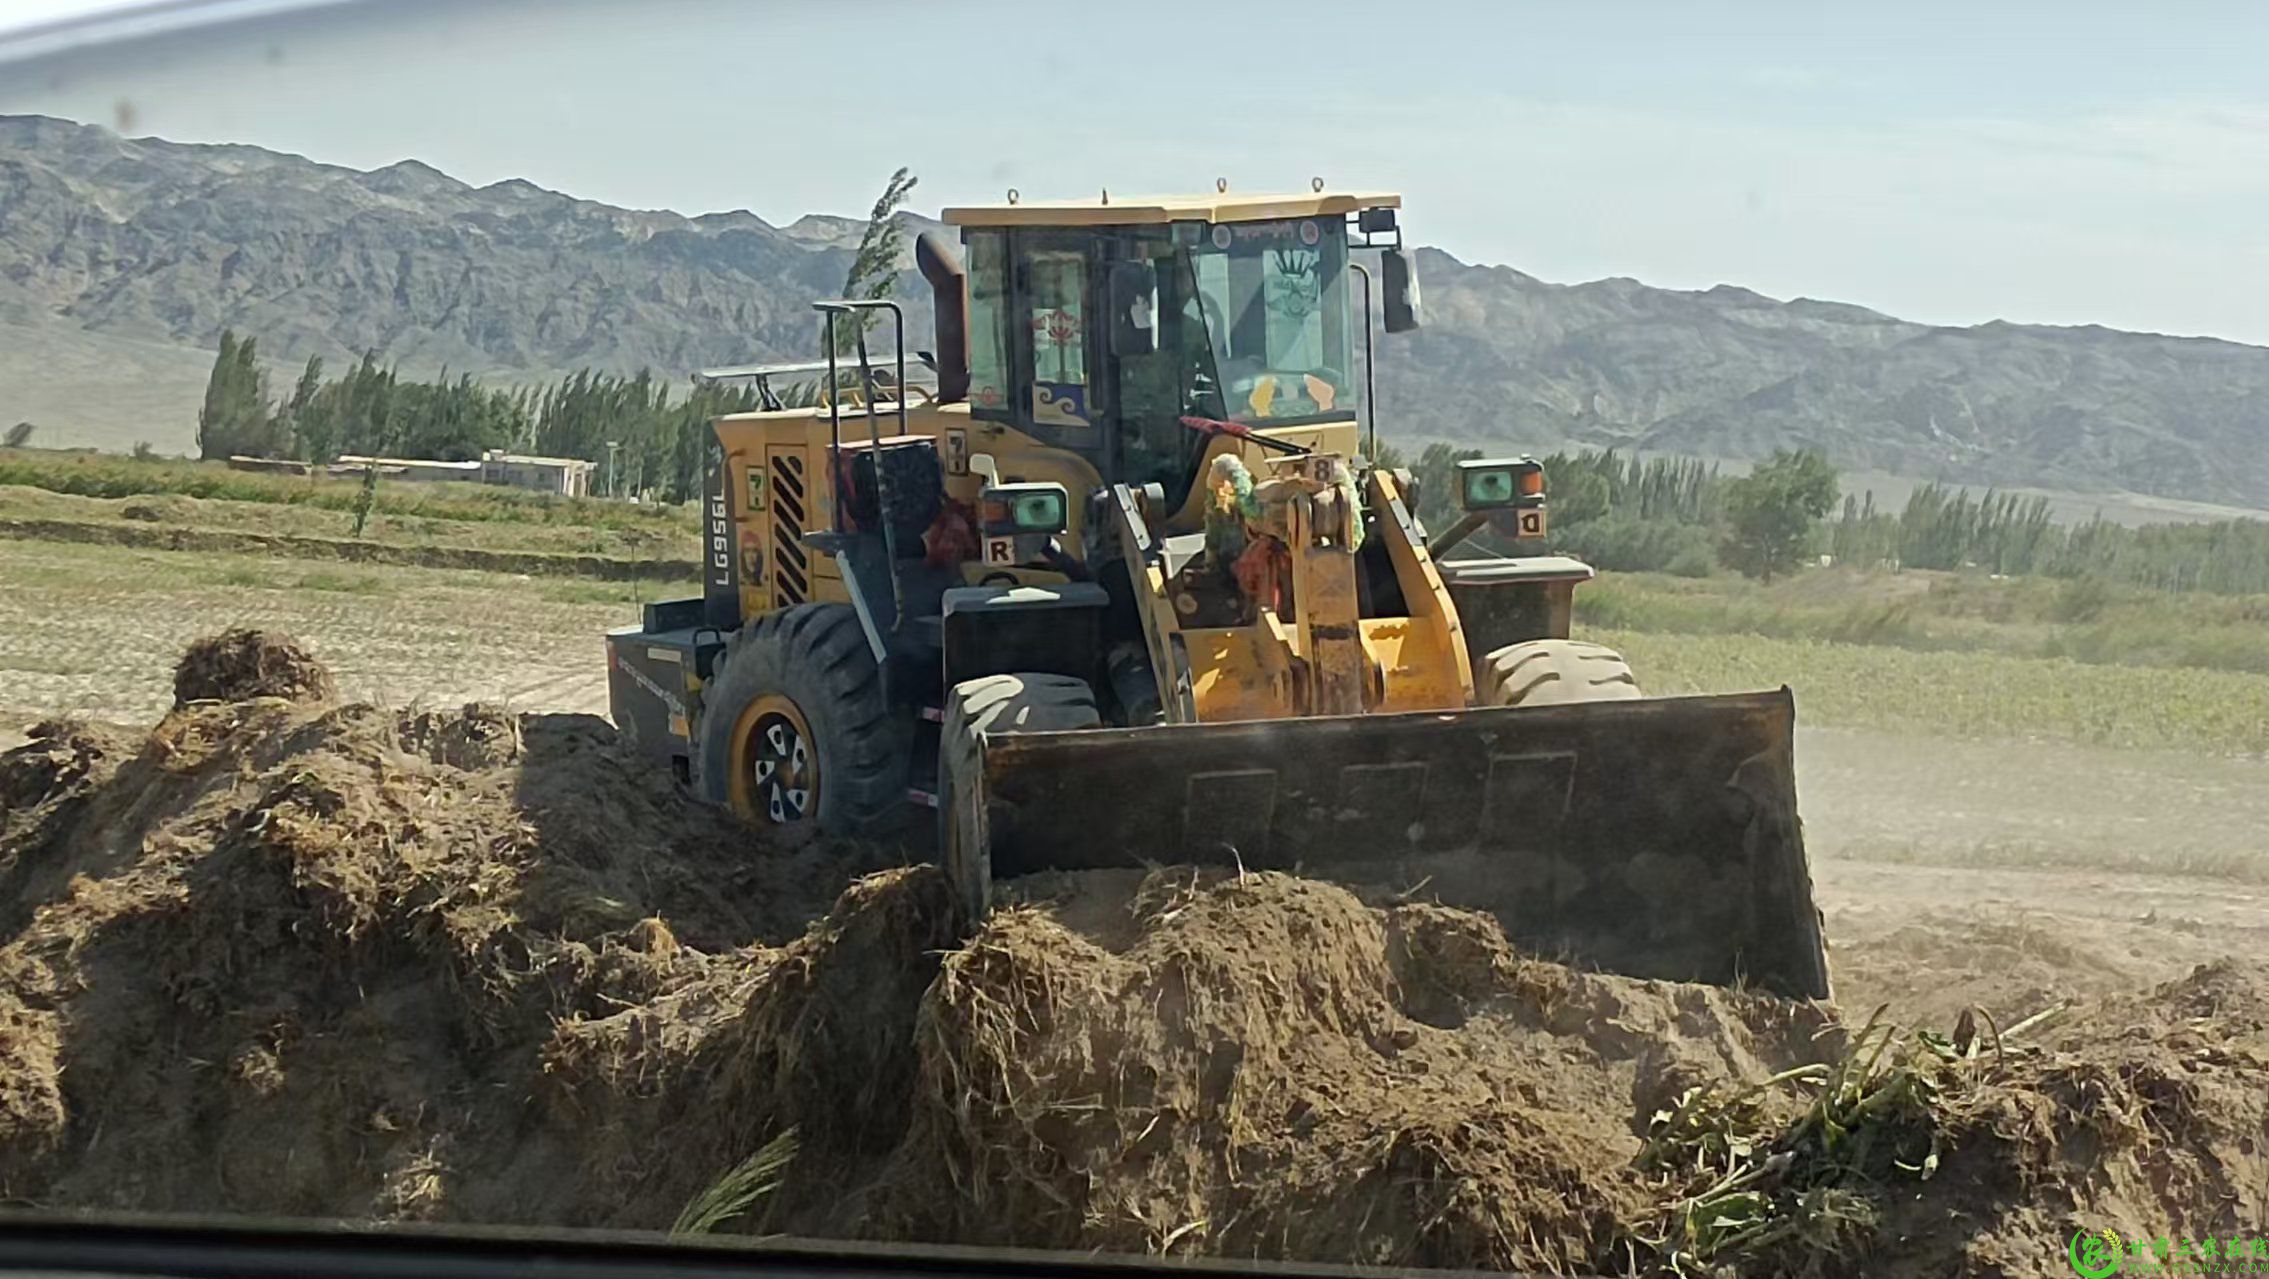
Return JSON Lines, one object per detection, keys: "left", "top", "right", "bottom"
{"left": 959, "top": 689, "right": 1828, "bottom": 999}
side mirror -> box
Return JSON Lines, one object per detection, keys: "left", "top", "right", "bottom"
{"left": 1382, "top": 247, "right": 1422, "bottom": 333}
{"left": 1110, "top": 261, "right": 1158, "bottom": 355}
{"left": 1454, "top": 457, "right": 1545, "bottom": 512}
{"left": 981, "top": 482, "right": 1070, "bottom": 536}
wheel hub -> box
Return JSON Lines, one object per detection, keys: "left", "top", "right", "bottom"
{"left": 749, "top": 710, "right": 813, "bottom": 824}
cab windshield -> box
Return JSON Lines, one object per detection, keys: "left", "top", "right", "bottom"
{"left": 1183, "top": 217, "right": 1358, "bottom": 424}
{"left": 1111, "top": 218, "right": 1362, "bottom": 507}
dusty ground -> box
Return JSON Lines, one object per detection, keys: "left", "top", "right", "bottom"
{"left": 3, "top": 540, "right": 2265, "bottom": 1038}
{"left": 1800, "top": 728, "right": 2269, "bottom": 1028}
{"left": 0, "top": 540, "right": 655, "bottom": 731}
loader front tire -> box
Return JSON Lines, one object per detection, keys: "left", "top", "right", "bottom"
{"left": 1480, "top": 638, "right": 1643, "bottom": 706}
{"left": 698, "top": 603, "right": 910, "bottom": 837}
{"left": 938, "top": 673, "right": 1100, "bottom": 918}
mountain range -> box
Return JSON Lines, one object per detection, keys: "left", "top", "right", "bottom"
{"left": 4, "top": 113, "right": 2267, "bottom": 511}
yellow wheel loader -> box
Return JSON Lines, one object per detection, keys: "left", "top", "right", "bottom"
{"left": 606, "top": 189, "right": 1829, "bottom": 998}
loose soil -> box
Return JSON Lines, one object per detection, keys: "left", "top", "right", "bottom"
{"left": 2, "top": 637, "right": 2265, "bottom": 1276}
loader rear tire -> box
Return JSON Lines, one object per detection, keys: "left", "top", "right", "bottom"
{"left": 938, "top": 673, "right": 1100, "bottom": 919}
{"left": 1480, "top": 639, "right": 1643, "bottom": 706}
{"left": 698, "top": 603, "right": 910, "bottom": 838}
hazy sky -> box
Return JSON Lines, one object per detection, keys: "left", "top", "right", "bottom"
{"left": 4, "top": 0, "right": 2266, "bottom": 344}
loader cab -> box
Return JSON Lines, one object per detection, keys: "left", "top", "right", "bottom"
{"left": 945, "top": 191, "right": 1402, "bottom": 512}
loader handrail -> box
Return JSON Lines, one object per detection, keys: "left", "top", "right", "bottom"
{"left": 816, "top": 298, "right": 910, "bottom": 634}
{"left": 1349, "top": 260, "right": 1378, "bottom": 461}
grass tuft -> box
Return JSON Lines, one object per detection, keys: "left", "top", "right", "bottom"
{"left": 1639, "top": 1008, "right": 1981, "bottom": 1276}
{"left": 671, "top": 1128, "right": 799, "bottom": 1236}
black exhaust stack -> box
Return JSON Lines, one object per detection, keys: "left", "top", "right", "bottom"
{"left": 916, "top": 229, "right": 969, "bottom": 404}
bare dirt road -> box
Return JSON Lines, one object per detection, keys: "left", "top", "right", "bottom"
{"left": 1800, "top": 727, "right": 2269, "bottom": 1027}
{"left": 4, "top": 539, "right": 2263, "bottom": 1033}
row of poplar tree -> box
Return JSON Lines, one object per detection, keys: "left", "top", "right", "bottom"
{"left": 1391, "top": 439, "right": 2269, "bottom": 594}
{"left": 193, "top": 333, "right": 763, "bottom": 502}
{"left": 191, "top": 168, "right": 921, "bottom": 503}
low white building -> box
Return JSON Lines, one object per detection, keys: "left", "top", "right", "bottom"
{"left": 333, "top": 454, "right": 480, "bottom": 484}
{"left": 478, "top": 449, "right": 597, "bottom": 497}
{"left": 329, "top": 450, "right": 598, "bottom": 497}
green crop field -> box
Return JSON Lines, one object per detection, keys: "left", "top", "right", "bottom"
{"left": 1599, "top": 627, "right": 2269, "bottom": 756}
{"left": 1576, "top": 567, "right": 2269, "bottom": 677}
{"left": 0, "top": 448, "right": 699, "bottom": 533}
{"left": 0, "top": 481, "right": 698, "bottom": 561}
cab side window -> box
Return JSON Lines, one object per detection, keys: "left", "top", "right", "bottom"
{"left": 965, "top": 230, "right": 1011, "bottom": 419}
{"left": 1022, "top": 247, "right": 1093, "bottom": 431}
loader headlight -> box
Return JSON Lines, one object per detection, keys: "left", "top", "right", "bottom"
{"left": 1456, "top": 458, "right": 1545, "bottom": 512}
{"left": 981, "top": 483, "right": 1069, "bottom": 536}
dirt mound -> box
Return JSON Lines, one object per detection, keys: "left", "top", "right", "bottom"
{"left": 535, "top": 865, "right": 961, "bottom": 1232}
{"left": 0, "top": 668, "right": 899, "bottom": 1220}
{"left": 520, "top": 865, "right": 1840, "bottom": 1271}
{"left": 4, "top": 632, "right": 2267, "bottom": 1276}
{"left": 524, "top": 875, "right": 2269, "bottom": 1276}
{"left": 171, "top": 628, "right": 336, "bottom": 706}
{"left": 1876, "top": 959, "right": 2269, "bottom": 1277}
{"left": 872, "top": 872, "right": 1840, "bottom": 1272}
